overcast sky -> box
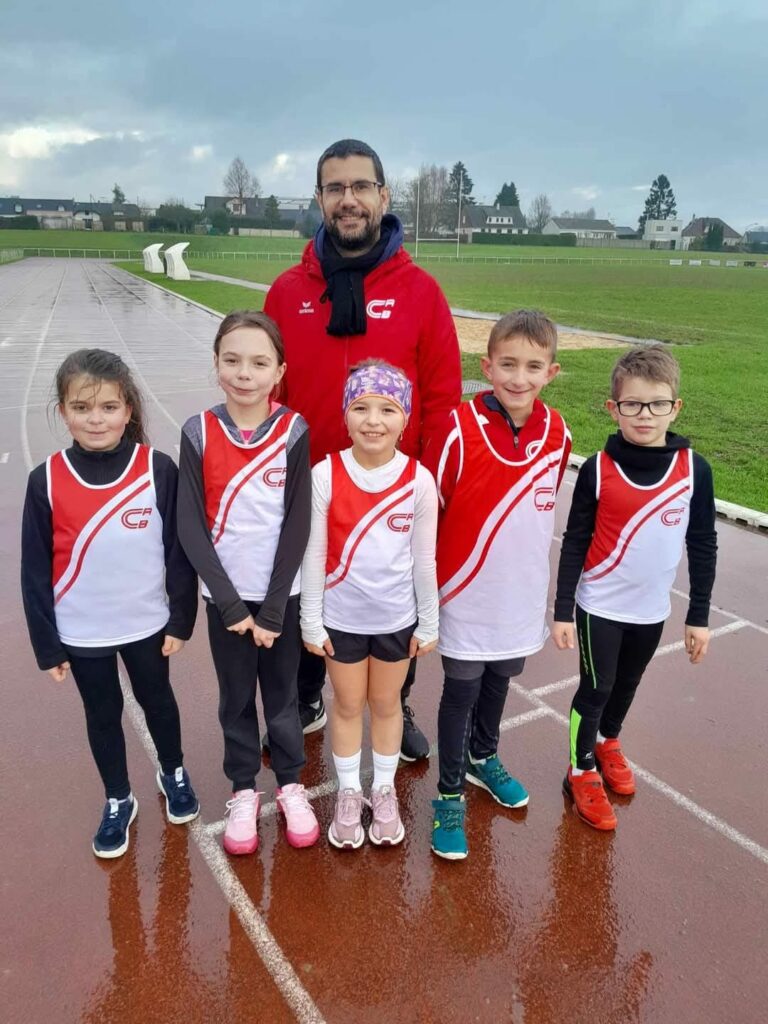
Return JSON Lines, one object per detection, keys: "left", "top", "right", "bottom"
{"left": 2, "top": 0, "right": 766, "bottom": 230}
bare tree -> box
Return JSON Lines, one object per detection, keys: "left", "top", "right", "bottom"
{"left": 559, "top": 206, "right": 596, "bottom": 220}
{"left": 527, "top": 193, "right": 553, "bottom": 233}
{"left": 405, "top": 164, "right": 451, "bottom": 238}
{"left": 223, "top": 156, "right": 260, "bottom": 205}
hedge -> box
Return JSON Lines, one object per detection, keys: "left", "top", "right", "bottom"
{"left": 0, "top": 216, "right": 40, "bottom": 230}
{"left": 472, "top": 232, "right": 576, "bottom": 247}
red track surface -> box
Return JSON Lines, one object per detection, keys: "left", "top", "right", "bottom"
{"left": 2, "top": 260, "right": 767, "bottom": 1024}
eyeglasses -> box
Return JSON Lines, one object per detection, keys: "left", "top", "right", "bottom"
{"left": 614, "top": 399, "right": 676, "bottom": 417}
{"left": 318, "top": 180, "right": 383, "bottom": 199}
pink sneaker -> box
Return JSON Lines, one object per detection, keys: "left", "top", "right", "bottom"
{"left": 276, "top": 783, "right": 320, "bottom": 848}
{"left": 328, "top": 788, "right": 369, "bottom": 850}
{"left": 369, "top": 786, "right": 405, "bottom": 846}
{"left": 223, "top": 789, "right": 261, "bottom": 855}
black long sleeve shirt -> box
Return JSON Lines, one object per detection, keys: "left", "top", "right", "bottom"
{"left": 554, "top": 431, "right": 717, "bottom": 627}
{"left": 176, "top": 405, "right": 311, "bottom": 633}
{"left": 21, "top": 438, "right": 198, "bottom": 670}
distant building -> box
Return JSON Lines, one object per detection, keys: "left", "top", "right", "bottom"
{"left": 744, "top": 227, "right": 768, "bottom": 245}
{"left": 542, "top": 217, "right": 617, "bottom": 240}
{"left": 462, "top": 203, "right": 528, "bottom": 237}
{"left": 0, "top": 197, "right": 73, "bottom": 227}
{"left": 681, "top": 217, "right": 742, "bottom": 250}
{"left": 203, "top": 195, "right": 317, "bottom": 228}
{"left": 642, "top": 218, "right": 683, "bottom": 248}
{"left": 0, "top": 197, "right": 144, "bottom": 230}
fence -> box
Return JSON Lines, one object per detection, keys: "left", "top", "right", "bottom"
{"left": 0, "top": 248, "right": 24, "bottom": 263}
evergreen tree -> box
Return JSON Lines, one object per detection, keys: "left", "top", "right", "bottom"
{"left": 704, "top": 222, "right": 724, "bottom": 251}
{"left": 638, "top": 174, "right": 677, "bottom": 232}
{"left": 112, "top": 183, "right": 126, "bottom": 204}
{"left": 264, "top": 195, "right": 281, "bottom": 229}
{"left": 448, "top": 162, "right": 475, "bottom": 207}
{"left": 494, "top": 181, "right": 520, "bottom": 207}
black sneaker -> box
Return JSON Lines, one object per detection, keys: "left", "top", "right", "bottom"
{"left": 262, "top": 697, "right": 327, "bottom": 752}
{"left": 92, "top": 795, "right": 138, "bottom": 859}
{"left": 156, "top": 767, "right": 200, "bottom": 824}
{"left": 299, "top": 697, "right": 327, "bottom": 734}
{"left": 400, "top": 704, "right": 430, "bottom": 762}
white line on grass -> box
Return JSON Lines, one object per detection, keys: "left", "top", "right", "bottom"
{"left": 508, "top": 680, "right": 768, "bottom": 867}
{"left": 532, "top": 619, "right": 749, "bottom": 696}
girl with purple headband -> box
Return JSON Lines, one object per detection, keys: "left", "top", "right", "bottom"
{"left": 300, "top": 359, "right": 439, "bottom": 849}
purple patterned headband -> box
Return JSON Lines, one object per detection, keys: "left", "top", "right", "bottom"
{"left": 343, "top": 364, "right": 412, "bottom": 419}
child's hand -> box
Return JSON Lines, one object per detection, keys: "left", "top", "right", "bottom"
{"left": 409, "top": 636, "right": 437, "bottom": 658}
{"left": 47, "top": 662, "right": 70, "bottom": 683}
{"left": 303, "top": 638, "right": 335, "bottom": 658}
{"left": 252, "top": 625, "right": 280, "bottom": 648}
{"left": 162, "top": 635, "right": 184, "bottom": 656}
{"left": 685, "top": 625, "right": 710, "bottom": 664}
{"left": 552, "top": 622, "right": 575, "bottom": 650}
{"left": 227, "top": 615, "right": 256, "bottom": 636}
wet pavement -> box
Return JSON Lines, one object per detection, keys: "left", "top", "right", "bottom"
{"left": 1, "top": 259, "right": 767, "bottom": 1023}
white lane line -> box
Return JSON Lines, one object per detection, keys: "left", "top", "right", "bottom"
{"left": 20, "top": 263, "right": 67, "bottom": 472}
{"left": 672, "top": 587, "right": 768, "bottom": 637}
{"left": 499, "top": 705, "right": 552, "bottom": 732}
{"left": 531, "top": 619, "right": 750, "bottom": 696}
{"left": 0, "top": 452, "right": 8, "bottom": 464}
{"left": 118, "top": 674, "right": 327, "bottom": 1024}
{"left": 508, "top": 680, "right": 768, "bottom": 867}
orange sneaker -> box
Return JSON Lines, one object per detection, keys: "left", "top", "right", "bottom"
{"left": 595, "top": 738, "right": 635, "bottom": 795}
{"left": 563, "top": 767, "right": 617, "bottom": 831}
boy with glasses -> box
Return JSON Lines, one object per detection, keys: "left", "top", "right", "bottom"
{"left": 552, "top": 344, "right": 717, "bottom": 830}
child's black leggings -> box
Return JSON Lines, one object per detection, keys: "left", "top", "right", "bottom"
{"left": 569, "top": 606, "right": 664, "bottom": 771}
{"left": 68, "top": 629, "right": 184, "bottom": 801}
{"left": 206, "top": 596, "right": 305, "bottom": 791}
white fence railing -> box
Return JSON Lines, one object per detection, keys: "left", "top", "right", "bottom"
{"left": 0, "top": 248, "right": 24, "bottom": 263}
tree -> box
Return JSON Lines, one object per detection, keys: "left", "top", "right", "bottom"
{"left": 447, "top": 162, "right": 475, "bottom": 207}
{"left": 638, "top": 174, "right": 677, "bottom": 232}
{"left": 152, "top": 199, "right": 201, "bottom": 234}
{"left": 263, "top": 195, "right": 281, "bottom": 229}
{"left": 209, "top": 208, "right": 230, "bottom": 235}
{"left": 560, "top": 207, "right": 596, "bottom": 219}
{"left": 495, "top": 181, "right": 520, "bottom": 207}
{"left": 703, "top": 221, "right": 724, "bottom": 251}
{"left": 112, "top": 183, "right": 125, "bottom": 204}
{"left": 527, "top": 193, "right": 553, "bottom": 233}
{"left": 223, "top": 156, "right": 260, "bottom": 204}
{"left": 405, "top": 164, "right": 452, "bottom": 238}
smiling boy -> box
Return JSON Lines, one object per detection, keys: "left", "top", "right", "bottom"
{"left": 552, "top": 344, "right": 717, "bottom": 831}
{"left": 424, "top": 309, "right": 572, "bottom": 859}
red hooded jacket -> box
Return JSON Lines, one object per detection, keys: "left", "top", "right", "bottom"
{"left": 264, "top": 242, "right": 461, "bottom": 465}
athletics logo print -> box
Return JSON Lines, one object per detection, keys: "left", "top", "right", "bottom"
{"left": 661, "top": 507, "right": 684, "bottom": 526}
{"left": 387, "top": 512, "right": 413, "bottom": 533}
{"left": 366, "top": 298, "right": 395, "bottom": 320}
{"left": 263, "top": 468, "right": 287, "bottom": 488}
{"left": 121, "top": 507, "right": 152, "bottom": 529}
{"left": 298, "top": 301, "right": 315, "bottom": 315}
{"left": 534, "top": 487, "right": 555, "bottom": 512}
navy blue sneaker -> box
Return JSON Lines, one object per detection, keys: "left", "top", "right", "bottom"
{"left": 466, "top": 754, "right": 529, "bottom": 808}
{"left": 156, "top": 767, "right": 200, "bottom": 824}
{"left": 92, "top": 795, "right": 138, "bottom": 859}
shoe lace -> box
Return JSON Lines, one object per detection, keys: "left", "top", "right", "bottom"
{"left": 226, "top": 791, "right": 260, "bottom": 823}
{"left": 278, "top": 784, "right": 311, "bottom": 815}
{"left": 438, "top": 805, "right": 464, "bottom": 832}
{"left": 166, "top": 767, "right": 187, "bottom": 791}
{"left": 337, "top": 789, "right": 370, "bottom": 824}
{"left": 372, "top": 786, "right": 397, "bottom": 822}
{"left": 483, "top": 758, "right": 512, "bottom": 786}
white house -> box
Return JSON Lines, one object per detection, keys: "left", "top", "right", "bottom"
{"left": 643, "top": 218, "right": 683, "bottom": 248}
{"left": 542, "top": 217, "right": 617, "bottom": 240}
{"left": 462, "top": 204, "right": 528, "bottom": 236}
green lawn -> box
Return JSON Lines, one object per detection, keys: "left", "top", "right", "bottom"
{"left": 113, "top": 257, "right": 768, "bottom": 513}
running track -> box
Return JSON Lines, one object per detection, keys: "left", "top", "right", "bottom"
{"left": 1, "top": 259, "right": 766, "bottom": 1024}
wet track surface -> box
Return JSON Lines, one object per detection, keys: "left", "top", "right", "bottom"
{"left": 1, "top": 259, "right": 767, "bottom": 1023}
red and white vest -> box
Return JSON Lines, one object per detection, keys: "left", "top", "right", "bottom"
{"left": 437, "top": 401, "right": 568, "bottom": 659}
{"left": 201, "top": 410, "right": 300, "bottom": 602}
{"left": 576, "top": 449, "right": 693, "bottom": 624}
{"left": 49, "top": 445, "right": 168, "bottom": 647}
{"left": 323, "top": 452, "right": 417, "bottom": 634}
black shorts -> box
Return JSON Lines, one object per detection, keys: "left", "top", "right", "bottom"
{"left": 326, "top": 622, "right": 417, "bottom": 664}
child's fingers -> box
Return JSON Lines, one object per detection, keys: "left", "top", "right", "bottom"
{"left": 415, "top": 639, "right": 437, "bottom": 657}
{"left": 408, "top": 635, "right": 419, "bottom": 658}
{"left": 322, "top": 638, "right": 335, "bottom": 657}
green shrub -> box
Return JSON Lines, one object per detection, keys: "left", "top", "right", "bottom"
{"left": 0, "top": 215, "right": 40, "bottom": 230}
{"left": 472, "top": 232, "right": 576, "bottom": 247}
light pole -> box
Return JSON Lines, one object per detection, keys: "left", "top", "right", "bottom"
{"left": 415, "top": 175, "right": 421, "bottom": 261}
{"left": 456, "top": 168, "right": 463, "bottom": 260}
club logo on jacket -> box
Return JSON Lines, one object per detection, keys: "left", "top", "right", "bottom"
{"left": 387, "top": 512, "right": 413, "bottom": 533}
{"left": 263, "top": 468, "right": 287, "bottom": 488}
{"left": 661, "top": 507, "right": 684, "bottom": 526}
{"left": 299, "top": 301, "right": 315, "bottom": 315}
{"left": 121, "top": 507, "right": 153, "bottom": 529}
{"left": 534, "top": 487, "right": 555, "bottom": 512}
{"left": 366, "top": 298, "right": 395, "bottom": 320}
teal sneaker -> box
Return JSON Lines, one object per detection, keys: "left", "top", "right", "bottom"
{"left": 466, "top": 755, "right": 529, "bottom": 808}
{"left": 431, "top": 796, "right": 468, "bottom": 860}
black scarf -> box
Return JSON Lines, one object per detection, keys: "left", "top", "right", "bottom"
{"left": 316, "top": 214, "right": 402, "bottom": 336}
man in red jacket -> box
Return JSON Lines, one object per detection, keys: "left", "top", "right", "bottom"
{"left": 264, "top": 138, "right": 461, "bottom": 760}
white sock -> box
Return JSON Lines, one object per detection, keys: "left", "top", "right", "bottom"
{"left": 596, "top": 731, "right": 608, "bottom": 745}
{"left": 468, "top": 752, "right": 487, "bottom": 765}
{"left": 333, "top": 750, "right": 361, "bottom": 792}
{"left": 372, "top": 750, "right": 399, "bottom": 790}
{"left": 571, "top": 766, "right": 586, "bottom": 776}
